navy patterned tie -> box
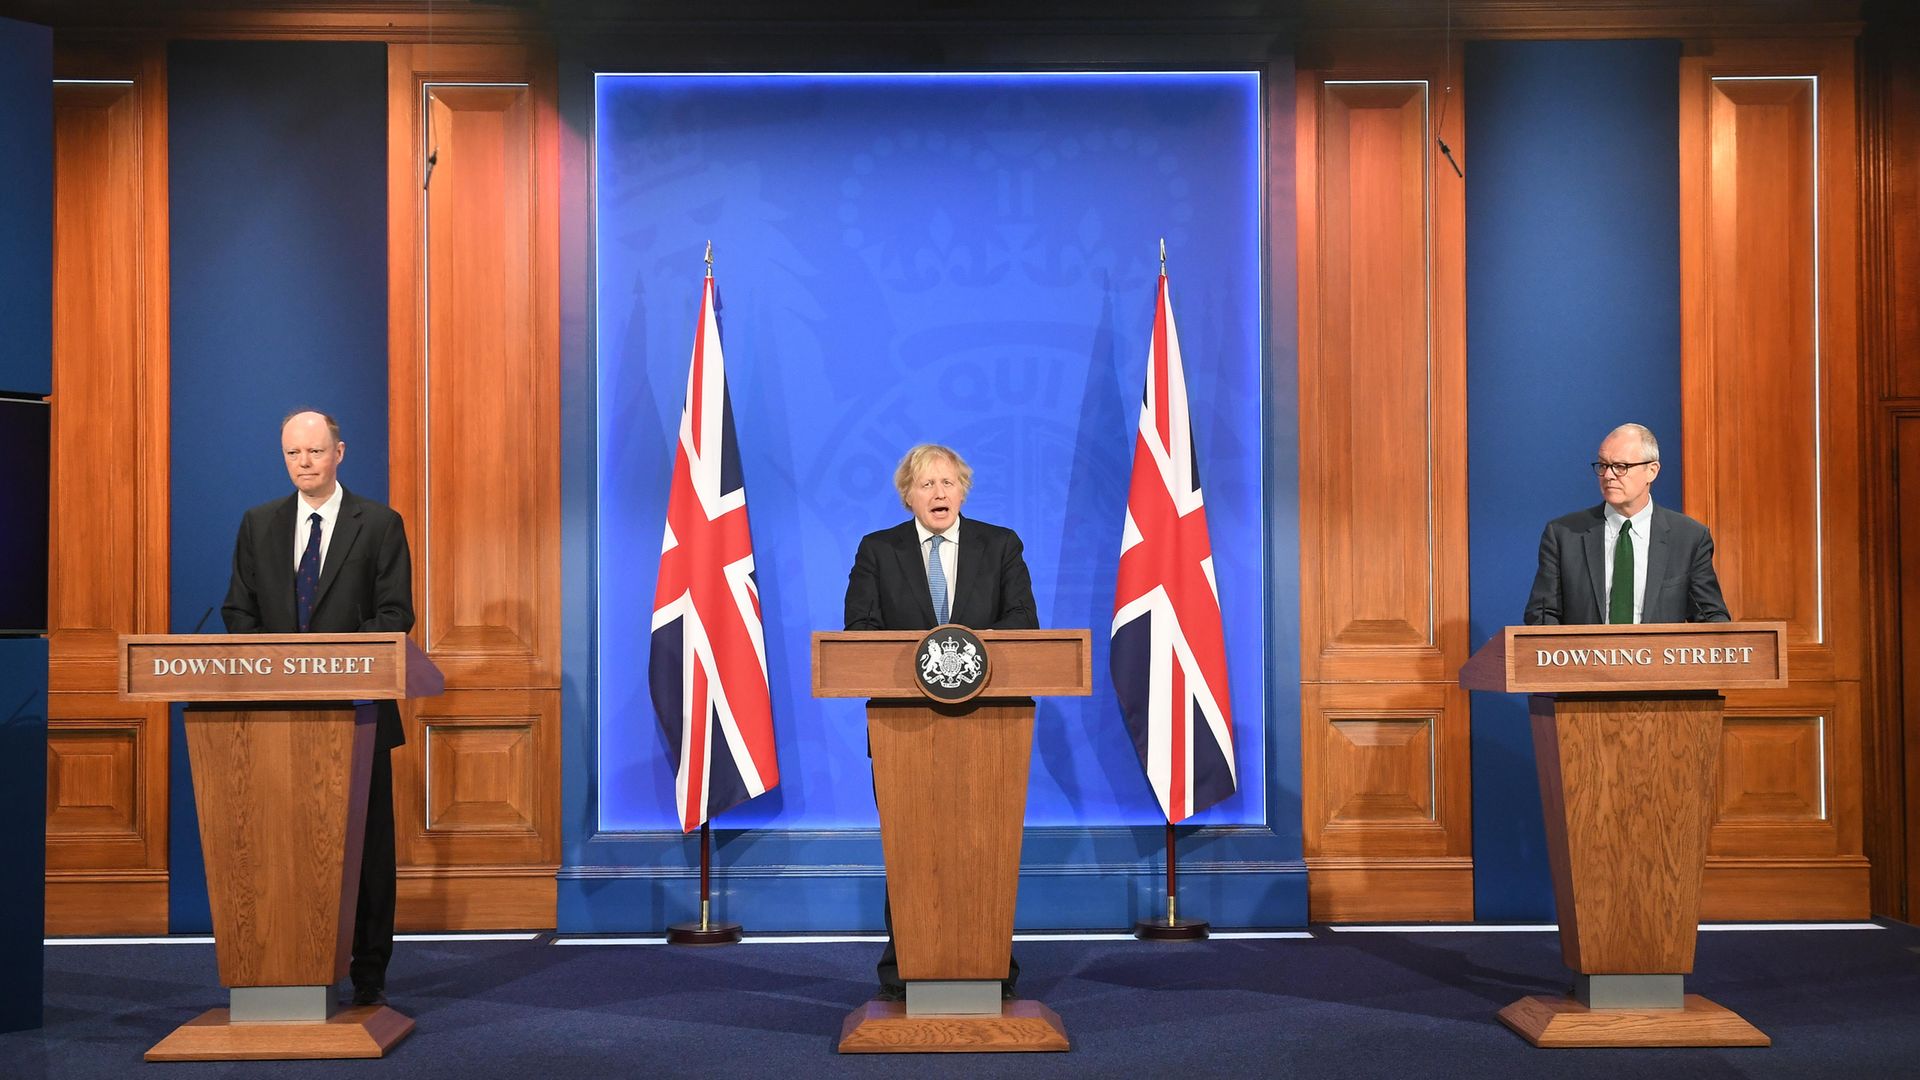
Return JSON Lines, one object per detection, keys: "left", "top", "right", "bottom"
{"left": 296, "top": 512, "right": 322, "bottom": 632}
{"left": 927, "top": 535, "right": 949, "bottom": 625}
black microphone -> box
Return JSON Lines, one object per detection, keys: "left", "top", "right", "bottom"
{"left": 423, "top": 148, "right": 438, "bottom": 190}
{"left": 189, "top": 606, "right": 215, "bottom": 634}
{"left": 1437, "top": 137, "right": 1464, "bottom": 178}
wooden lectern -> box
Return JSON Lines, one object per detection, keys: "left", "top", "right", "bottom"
{"left": 119, "top": 632, "right": 443, "bottom": 1061}
{"left": 1460, "top": 621, "right": 1788, "bottom": 1048}
{"left": 813, "top": 628, "right": 1091, "bottom": 1054}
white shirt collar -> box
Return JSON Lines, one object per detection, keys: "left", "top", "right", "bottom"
{"left": 301, "top": 482, "right": 345, "bottom": 524}
{"left": 1603, "top": 498, "right": 1653, "bottom": 536}
{"left": 914, "top": 515, "right": 961, "bottom": 547}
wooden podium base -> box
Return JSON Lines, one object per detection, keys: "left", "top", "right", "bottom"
{"left": 837, "top": 1000, "right": 1069, "bottom": 1053}
{"left": 145, "top": 1005, "right": 415, "bottom": 1061}
{"left": 1498, "top": 994, "right": 1770, "bottom": 1048}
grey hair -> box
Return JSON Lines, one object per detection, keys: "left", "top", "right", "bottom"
{"left": 1606, "top": 423, "right": 1660, "bottom": 462}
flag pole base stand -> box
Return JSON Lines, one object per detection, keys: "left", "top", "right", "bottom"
{"left": 838, "top": 1000, "right": 1069, "bottom": 1053}
{"left": 667, "top": 921, "right": 742, "bottom": 946}
{"left": 1133, "top": 918, "right": 1210, "bottom": 941}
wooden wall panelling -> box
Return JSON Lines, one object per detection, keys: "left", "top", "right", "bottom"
{"left": 388, "top": 43, "right": 561, "bottom": 929}
{"left": 46, "top": 43, "right": 170, "bottom": 935}
{"left": 1680, "top": 37, "right": 1868, "bottom": 918}
{"left": 1296, "top": 42, "right": 1473, "bottom": 921}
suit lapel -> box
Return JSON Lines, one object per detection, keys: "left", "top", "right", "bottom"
{"left": 265, "top": 496, "right": 300, "bottom": 628}
{"left": 1582, "top": 510, "right": 1607, "bottom": 618}
{"left": 312, "top": 490, "right": 362, "bottom": 617}
{"left": 948, "top": 521, "right": 986, "bottom": 628}
{"left": 892, "top": 525, "right": 937, "bottom": 628}
{"left": 1640, "top": 506, "right": 1673, "bottom": 621}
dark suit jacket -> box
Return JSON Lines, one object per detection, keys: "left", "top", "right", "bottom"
{"left": 1522, "top": 503, "right": 1731, "bottom": 626}
{"left": 222, "top": 486, "right": 416, "bottom": 748}
{"left": 843, "top": 517, "right": 1038, "bottom": 631}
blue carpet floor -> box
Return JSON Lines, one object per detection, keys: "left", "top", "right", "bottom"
{"left": 4, "top": 922, "right": 1917, "bottom": 1078}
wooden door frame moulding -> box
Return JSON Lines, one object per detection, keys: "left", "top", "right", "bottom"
{"left": 1858, "top": 11, "right": 1919, "bottom": 922}
{"left": 387, "top": 41, "right": 563, "bottom": 930}
{"left": 1678, "top": 36, "right": 1870, "bottom": 920}
{"left": 29, "top": 3, "right": 546, "bottom": 44}
{"left": 48, "top": 39, "right": 172, "bottom": 689}
{"left": 1679, "top": 36, "right": 1864, "bottom": 670}
{"left": 1295, "top": 0, "right": 1861, "bottom": 39}
{"left": 45, "top": 39, "right": 173, "bottom": 936}
{"left": 1877, "top": 406, "right": 1920, "bottom": 923}
{"left": 386, "top": 40, "right": 562, "bottom": 686}
{"left": 1294, "top": 41, "right": 1470, "bottom": 682}
{"left": 1294, "top": 38, "right": 1473, "bottom": 922}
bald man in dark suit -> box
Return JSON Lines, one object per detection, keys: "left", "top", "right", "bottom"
{"left": 221, "top": 409, "right": 413, "bottom": 1007}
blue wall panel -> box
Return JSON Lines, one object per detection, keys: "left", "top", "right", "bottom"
{"left": 565, "top": 66, "right": 1301, "bottom": 930}
{"left": 1464, "top": 39, "right": 1683, "bottom": 920}
{"left": 595, "top": 71, "right": 1267, "bottom": 833}
{"left": 0, "top": 16, "right": 52, "bottom": 397}
{"left": 167, "top": 40, "right": 388, "bottom": 932}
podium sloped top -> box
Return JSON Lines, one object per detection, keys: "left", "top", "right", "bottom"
{"left": 812, "top": 629, "right": 1093, "bottom": 698}
{"left": 119, "top": 632, "right": 444, "bottom": 702}
{"left": 1458, "top": 621, "right": 1788, "bottom": 694}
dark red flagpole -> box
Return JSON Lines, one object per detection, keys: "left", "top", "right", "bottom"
{"left": 668, "top": 821, "right": 742, "bottom": 945}
{"left": 1135, "top": 821, "right": 1210, "bottom": 940}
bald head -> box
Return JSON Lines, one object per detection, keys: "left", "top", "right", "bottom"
{"left": 281, "top": 410, "right": 345, "bottom": 505}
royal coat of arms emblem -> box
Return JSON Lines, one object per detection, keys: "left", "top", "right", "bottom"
{"left": 914, "top": 626, "right": 990, "bottom": 702}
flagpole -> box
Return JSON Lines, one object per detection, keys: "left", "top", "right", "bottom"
{"left": 668, "top": 821, "right": 743, "bottom": 945}
{"left": 1121, "top": 241, "right": 1220, "bottom": 942}
{"left": 1135, "top": 822, "right": 1211, "bottom": 940}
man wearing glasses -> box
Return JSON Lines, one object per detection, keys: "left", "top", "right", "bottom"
{"left": 1523, "top": 423, "right": 1730, "bottom": 626}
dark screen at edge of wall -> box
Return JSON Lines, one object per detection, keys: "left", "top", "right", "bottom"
{"left": 0, "top": 396, "right": 49, "bottom": 635}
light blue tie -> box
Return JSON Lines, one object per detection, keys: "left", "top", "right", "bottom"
{"left": 927, "top": 535, "right": 949, "bottom": 625}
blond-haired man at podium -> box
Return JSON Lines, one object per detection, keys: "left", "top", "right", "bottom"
{"left": 843, "top": 443, "right": 1036, "bottom": 1002}
{"left": 220, "top": 408, "right": 414, "bottom": 1008}
{"left": 1523, "top": 422, "right": 1730, "bottom": 626}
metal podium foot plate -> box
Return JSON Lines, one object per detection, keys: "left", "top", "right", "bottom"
{"left": 145, "top": 1005, "right": 415, "bottom": 1061}
{"left": 906, "top": 980, "right": 1000, "bottom": 1015}
{"left": 1498, "top": 994, "right": 1770, "bottom": 1048}
{"left": 838, "top": 999, "right": 1070, "bottom": 1054}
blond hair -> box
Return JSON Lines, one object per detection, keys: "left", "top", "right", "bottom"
{"left": 893, "top": 444, "right": 973, "bottom": 509}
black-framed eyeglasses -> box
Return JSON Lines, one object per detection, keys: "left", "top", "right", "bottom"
{"left": 1591, "top": 460, "right": 1655, "bottom": 478}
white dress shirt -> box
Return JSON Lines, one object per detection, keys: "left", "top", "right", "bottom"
{"left": 293, "top": 483, "right": 345, "bottom": 573}
{"left": 914, "top": 516, "right": 961, "bottom": 616}
{"left": 1602, "top": 499, "right": 1654, "bottom": 623}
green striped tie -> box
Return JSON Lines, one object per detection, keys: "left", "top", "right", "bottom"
{"left": 1609, "top": 520, "right": 1634, "bottom": 624}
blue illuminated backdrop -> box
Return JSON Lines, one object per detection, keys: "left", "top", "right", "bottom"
{"left": 593, "top": 72, "right": 1269, "bottom": 837}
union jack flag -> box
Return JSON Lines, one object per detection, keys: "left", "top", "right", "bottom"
{"left": 648, "top": 274, "right": 780, "bottom": 832}
{"left": 1111, "top": 271, "right": 1236, "bottom": 824}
